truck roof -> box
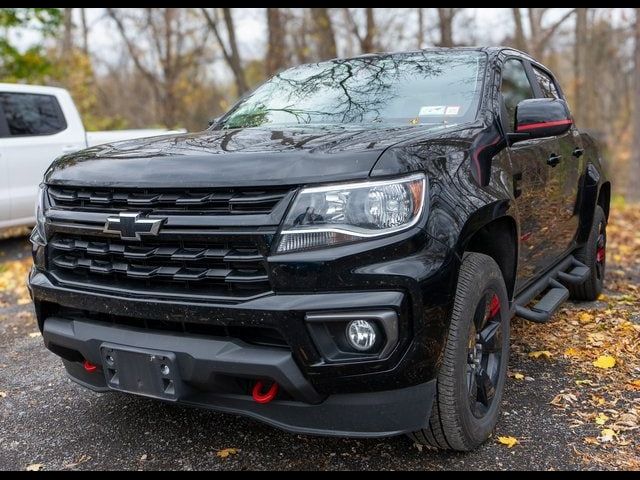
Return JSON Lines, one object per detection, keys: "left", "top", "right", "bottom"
{"left": 0, "top": 82, "right": 69, "bottom": 96}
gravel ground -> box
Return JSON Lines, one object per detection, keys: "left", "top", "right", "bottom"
{"left": 0, "top": 235, "right": 614, "bottom": 470}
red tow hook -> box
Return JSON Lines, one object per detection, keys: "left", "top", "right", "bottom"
{"left": 83, "top": 359, "right": 98, "bottom": 373}
{"left": 252, "top": 381, "right": 279, "bottom": 404}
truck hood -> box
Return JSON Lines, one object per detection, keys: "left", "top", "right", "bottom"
{"left": 45, "top": 124, "right": 453, "bottom": 188}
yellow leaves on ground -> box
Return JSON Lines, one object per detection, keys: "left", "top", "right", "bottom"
{"left": 598, "top": 429, "right": 617, "bottom": 442}
{"left": 497, "top": 436, "right": 519, "bottom": 448}
{"left": 0, "top": 391, "right": 7, "bottom": 398}
{"left": 528, "top": 350, "right": 552, "bottom": 359}
{"left": 592, "top": 355, "right": 616, "bottom": 369}
{"left": 26, "top": 464, "right": 44, "bottom": 471}
{"left": 511, "top": 372, "right": 525, "bottom": 380}
{"left": 595, "top": 413, "right": 609, "bottom": 425}
{"left": 0, "top": 258, "right": 32, "bottom": 305}
{"left": 564, "top": 347, "right": 581, "bottom": 357}
{"left": 216, "top": 448, "right": 240, "bottom": 459}
{"left": 628, "top": 379, "right": 640, "bottom": 390}
{"left": 579, "top": 312, "right": 595, "bottom": 323}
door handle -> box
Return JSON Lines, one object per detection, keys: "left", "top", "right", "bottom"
{"left": 547, "top": 154, "right": 562, "bottom": 167}
{"left": 572, "top": 148, "right": 584, "bottom": 158}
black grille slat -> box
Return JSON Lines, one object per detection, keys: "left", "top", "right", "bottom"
{"left": 48, "top": 186, "right": 288, "bottom": 214}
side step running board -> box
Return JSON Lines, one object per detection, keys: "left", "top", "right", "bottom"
{"left": 514, "top": 255, "right": 589, "bottom": 324}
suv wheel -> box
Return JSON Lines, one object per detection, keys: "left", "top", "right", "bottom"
{"left": 410, "top": 252, "right": 510, "bottom": 451}
{"left": 569, "top": 206, "right": 607, "bottom": 301}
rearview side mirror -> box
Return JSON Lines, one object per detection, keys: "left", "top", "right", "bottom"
{"left": 509, "top": 98, "right": 572, "bottom": 144}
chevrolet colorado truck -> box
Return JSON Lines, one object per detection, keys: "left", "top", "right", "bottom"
{"left": 28, "top": 47, "right": 609, "bottom": 451}
{"left": 0, "top": 83, "right": 182, "bottom": 230}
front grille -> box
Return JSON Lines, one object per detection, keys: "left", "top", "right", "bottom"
{"left": 45, "top": 185, "right": 292, "bottom": 303}
{"left": 48, "top": 186, "right": 289, "bottom": 215}
{"left": 48, "top": 234, "right": 271, "bottom": 302}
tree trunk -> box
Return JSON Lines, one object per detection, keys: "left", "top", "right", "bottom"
{"left": 512, "top": 8, "right": 526, "bottom": 51}
{"left": 437, "top": 8, "right": 455, "bottom": 47}
{"left": 311, "top": 8, "right": 336, "bottom": 60}
{"left": 62, "top": 8, "right": 74, "bottom": 54}
{"left": 630, "top": 8, "right": 640, "bottom": 201}
{"left": 266, "top": 8, "right": 287, "bottom": 76}
{"left": 80, "top": 8, "right": 89, "bottom": 55}
{"left": 417, "top": 8, "right": 424, "bottom": 49}
{"left": 222, "top": 8, "right": 248, "bottom": 94}
{"left": 573, "top": 8, "right": 589, "bottom": 127}
{"left": 362, "top": 8, "right": 376, "bottom": 52}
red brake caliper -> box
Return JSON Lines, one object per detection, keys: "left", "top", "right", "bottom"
{"left": 596, "top": 246, "right": 606, "bottom": 263}
{"left": 489, "top": 294, "right": 501, "bottom": 318}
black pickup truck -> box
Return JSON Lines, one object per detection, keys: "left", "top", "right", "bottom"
{"left": 29, "top": 47, "right": 609, "bottom": 451}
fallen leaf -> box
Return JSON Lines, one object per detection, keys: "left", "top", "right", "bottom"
{"left": 597, "top": 293, "right": 608, "bottom": 301}
{"left": 28, "top": 332, "right": 41, "bottom": 338}
{"left": 628, "top": 379, "right": 640, "bottom": 390}
{"left": 497, "top": 436, "right": 519, "bottom": 448}
{"left": 584, "top": 437, "right": 599, "bottom": 445}
{"left": 513, "top": 373, "right": 525, "bottom": 380}
{"left": 529, "top": 350, "right": 553, "bottom": 359}
{"left": 598, "top": 428, "right": 617, "bottom": 442}
{"left": 575, "top": 379, "right": 594, "bottom": 386}
{"left": 595, "top": 413, "right": 609, "bottom": 425}
{"left": 564, "top": 347, "right": 581, "bottom": 357}
{"left": 579, "top": 312, "right": 594, "bottom": 323}
{"left": 0, "top": 391, "right": 6, "bottom": 398}
{"left": 140, "top": 454, "right": 147, "bottom": 461}
{"left": 593, "top": 355, "right": 616, "bottom": 369}
{"left": 26, "top": 464, "right": 44, "bottom": 471}
{"left": 216, "top": 448, "right": 240, "bottom": 459}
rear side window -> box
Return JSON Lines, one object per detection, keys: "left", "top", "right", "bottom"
{"left": 0, "top": 92, "right": 67, "bottom": 136}
{"left": 532, "top": 66, "right": 560, "bottom": 99}
{"left": 500, "top": 59, "right": 535, "bottom": 131}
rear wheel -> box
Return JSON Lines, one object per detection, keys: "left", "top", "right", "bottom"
{"left": 410, "top": 253, "right": 510, "bottom": 451}
{"left": 569, "top": 206, "right": 607, "bottom": 301}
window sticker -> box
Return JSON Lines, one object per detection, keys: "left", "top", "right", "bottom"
{"left": 445, "top": 105, "right": 461, "bottom": 115}
{"left": 419, "top": 106, "right": 446, "bottom": 116}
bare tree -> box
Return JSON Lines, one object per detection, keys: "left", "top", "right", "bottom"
{"left": 573, "top": 8, "right": 589, "bottom": 126}
{"left": 631, "top": 8, "right": 640, "bottom": 201}
{"left": 417, "top": 8, "right": 425, "bottom": 49}
{"left": 343, "top": 8, "right": 377, "bottom": 53}
{"left": 311, "top": 8, "right": 337, "bottom": 60}
{"left": 62, "top": 8, "right": 74, "bottom": 54}
{"left": 511, "top": 8, "right": 526, "bottom": 51}
{"left": 201, "top": 8, "right": 248, "bottom": 95}
{"left": 437, "top": 8, "right": 458, "bottom": 47}
{"left": 79, "top": 8, "right": 89, "bottom": 55}
{"left": 107, "top": 8, "right": 210, "bottom": 127}
{"left": 266, "top": 8, "right": 287, "bottom": 76}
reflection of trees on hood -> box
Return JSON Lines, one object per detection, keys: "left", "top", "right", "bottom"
{"left": 220, "top": 52, "right": 482, "bottom": 128}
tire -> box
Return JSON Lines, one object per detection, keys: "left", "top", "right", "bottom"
{"left": 569, "top": 206, "right": 607, "bottom": 301}
{"left": 409, "top": 253, "right": 510, "bottom": 451}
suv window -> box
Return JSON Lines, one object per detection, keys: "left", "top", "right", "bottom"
{"left": 0, "top": 92, "right": 67, "bottom": 137}
{"left": 532, "top": 66, "right": 560, "bottom": 99}
{"left": 500, "top": 59, "right": 535, "bottom": 132}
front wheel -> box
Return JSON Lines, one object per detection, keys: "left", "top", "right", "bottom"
{"left": 410, "top": 253, "right": 510, "bottom": 451}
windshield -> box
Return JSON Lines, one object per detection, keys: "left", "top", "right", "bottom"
{"left": 218, "top": 51, "right": 486, "bottom": 129}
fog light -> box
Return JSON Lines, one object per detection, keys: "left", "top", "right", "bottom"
{"left": 346, "top": 320, "right": 377, "bottom": 351}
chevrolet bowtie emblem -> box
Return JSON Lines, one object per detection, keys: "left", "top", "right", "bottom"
{"left": 104, "top": 213, "right": 165, "bottom": 240}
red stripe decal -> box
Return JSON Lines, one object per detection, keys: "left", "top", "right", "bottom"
{"left": 517, "top": 119, "right": 572, "bottom": 132}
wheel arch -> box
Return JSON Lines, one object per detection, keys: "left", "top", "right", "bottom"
{"left": 457, "top": 206, "right": 519, "bottom": 301}
{"left": 597, "top": 181, "right": 611, "bottom": 221}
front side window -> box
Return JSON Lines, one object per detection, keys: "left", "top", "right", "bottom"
{"left": 500, "top": 59, "right": 535, "bottom": 131}
{"left": 532, "top": 66, "right": 560, "bottom": 99}
{"left": 218, "top": 51, "right": 487, "bottom": 129}
{"left": 0, "top": 92, "right": 67, "bottom": 136}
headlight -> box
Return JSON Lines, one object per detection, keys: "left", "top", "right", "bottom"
{"left": 275, "top": 173, "right": 427, "bottom": 253}
{"left": 30, "top": 184, "right": 47, "bottom": 246}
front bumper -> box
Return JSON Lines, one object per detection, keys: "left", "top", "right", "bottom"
{"left": 44, "top": 315, "right": 434, "bottom": 437}
{"left": 29, "top": 227, "right": 457, "bottom": 437}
